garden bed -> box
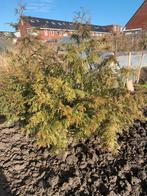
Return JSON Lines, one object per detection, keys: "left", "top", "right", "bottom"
{"left": 0, "top": 115, "right": 146, "bottom": 196}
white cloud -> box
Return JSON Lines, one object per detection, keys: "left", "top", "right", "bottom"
{"left": 25, "top": 0, "right": 54, "bottom": 13}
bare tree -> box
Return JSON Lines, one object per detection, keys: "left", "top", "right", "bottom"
{"left": 71, "top": 8, "right": 92, "bottom": 44}
{"left": 7, "top": 0, "right": 26, "bottom": 31}
{"left": 15, "top": 0, "right": 26, "bottom": 17}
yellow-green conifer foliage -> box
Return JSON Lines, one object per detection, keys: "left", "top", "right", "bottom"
{"left": 0, "top": 36, "right": 146, "bottom": 153}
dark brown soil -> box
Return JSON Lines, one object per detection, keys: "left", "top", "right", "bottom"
{"left": 0, "top": 117, "right": 146, "bottom": 196}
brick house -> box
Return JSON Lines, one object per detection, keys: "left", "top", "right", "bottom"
{"left": 18, "top": 16, "right": 120, "bottom": 42}
{"left": 124, "top": 0, "right": 147, "bottom": 34}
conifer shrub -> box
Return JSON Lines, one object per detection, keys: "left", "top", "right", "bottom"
{"left": 0, "top": 36, "right": 146, "bottom": 153}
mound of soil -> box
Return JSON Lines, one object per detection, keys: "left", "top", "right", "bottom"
{"left": 0, "top": 118, "right": 146, "bottom": 196}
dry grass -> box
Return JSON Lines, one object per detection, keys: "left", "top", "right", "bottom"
{"left": 0, "top": 53, "right": 8, "bottom": 71}
{"left": 0, "top": 48, "right": 17, "bottom": 72}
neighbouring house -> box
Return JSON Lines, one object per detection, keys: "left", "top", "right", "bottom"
{"left": 17, "top": 16, "right": 121, "bottom": 42}
{"left": 123, "top": 0, "right": 147, "bottom": 34}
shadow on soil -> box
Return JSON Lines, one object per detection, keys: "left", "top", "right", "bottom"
{"left": 0, "top": 115, "right": 13, "bottom": 195}
{"left": 0, "top": 167, "right": 13, "bottom": 196}
{"left": 0, "top": 115, "right": 6, "bottom": 124}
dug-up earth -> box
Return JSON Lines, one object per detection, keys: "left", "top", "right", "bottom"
{"left": 0, "top": 115, "right": 146, "bottom": 196}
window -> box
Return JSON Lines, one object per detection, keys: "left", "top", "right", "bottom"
{"left": 63, "top": 33, "right": 68, "bottom": 37}
{"left": 58, "top": 31, "right": 62, "bottom": 36}
{"left": 44, "top": 30, "right": 48, "bottom": 36}
{"left": 51, "top": 21, "right": 56, "bottom": 25}
{"left": 27, "top": 29, "right": 39, "bottom": 36}
{"left": 50, "top": 31, "right": 54, "bottom": 36}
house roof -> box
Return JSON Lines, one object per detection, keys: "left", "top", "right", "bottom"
{"left": 125, "top": 0, "right": 147, "bottom": 30}
{"left": 22, "top": 16, "right": 110, "bottom": 33}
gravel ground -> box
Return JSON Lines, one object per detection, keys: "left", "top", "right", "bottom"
{"left": 0, "top": 116, "right": 146, "bottom": 196}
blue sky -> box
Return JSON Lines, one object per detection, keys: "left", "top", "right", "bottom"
{"left": 0, "top": 0, "right": 144, "bottom": 32}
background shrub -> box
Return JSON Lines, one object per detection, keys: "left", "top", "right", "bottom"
{"left": 0, "top": 36, "right": 146, "bottom": 153}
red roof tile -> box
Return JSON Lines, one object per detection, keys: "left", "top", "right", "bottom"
{"left": 125, "top": 1, "right": 147, "bottom": 30}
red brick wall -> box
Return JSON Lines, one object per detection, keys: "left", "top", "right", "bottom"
{"left": 106, "top": 25, "right": 121, "bottom": 34}
{"left": 18, "top": 18, "right": 31, "bottom": 37}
